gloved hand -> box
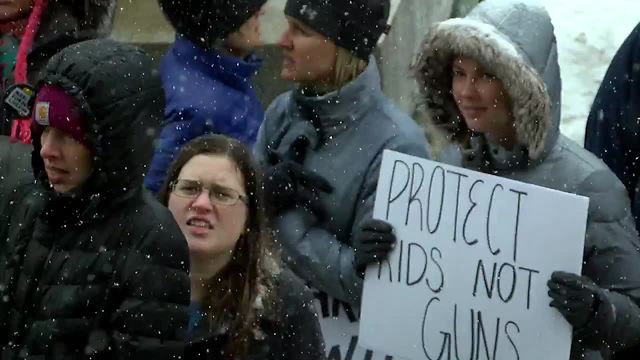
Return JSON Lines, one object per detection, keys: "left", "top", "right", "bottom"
{"left": 263, "top": 160, "right": 333, "bottom": 218}
{"left": 547, "top": 271, "right": 610, "bottom": 329}
{"left": 352, "top": 219, "right": 397, "bottom": 276}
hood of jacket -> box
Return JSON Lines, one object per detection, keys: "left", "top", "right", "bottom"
{"left": 31, "top": 39, "right": 163, "bottom": 215}
{"left": 44, "top": 0, "right": 116, "bottom": 37}
{"left": 414, "top": 0, "right": 561, "bottom": 164}
{"left": 28, "top": 0, "right": 116, "bottom": 59}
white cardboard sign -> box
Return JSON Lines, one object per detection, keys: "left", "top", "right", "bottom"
{"left": 312, "top": 290, "right": 400, "bottom": 360}
{"left": 359, "top": 150, "right": 589, "bottom": 360}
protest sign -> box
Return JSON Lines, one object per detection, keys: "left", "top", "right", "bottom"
{"left": 359, "top": 150, "right": 589, "bottom": 360}
{"left": 312, "top": 289, "right": 397, "bottom": 360}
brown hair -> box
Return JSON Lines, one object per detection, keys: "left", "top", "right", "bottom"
{"left": 158, "top": 134, "right": 278, "bottom": 358}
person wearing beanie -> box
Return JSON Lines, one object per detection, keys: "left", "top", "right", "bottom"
{"left": 0, "top": 0, "right": 118, "bottom": 246}
{"left": 0, "top": 39, "right": 191, "bottom": 359}
{"left": 254, "top": 0, "right": 431, "bottom": 308}
{"left": 413, "top": 0, "right": 640, "bottom": 359}
{"left": 144, "top": 0, "right": 268, "bottom": 194}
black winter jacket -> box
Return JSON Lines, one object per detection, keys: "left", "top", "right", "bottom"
{"left": 586, "top": 22, "right": 640, "bottom": 232}
{"left": 0, "top": 39, "right": 190, "bottom": 360}
{"left": 187, "top": 269, "right": 325, "bottom": 360}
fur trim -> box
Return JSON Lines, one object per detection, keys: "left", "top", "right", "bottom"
{"left": 413, "top": 18, "right": 551, "bottom": 159}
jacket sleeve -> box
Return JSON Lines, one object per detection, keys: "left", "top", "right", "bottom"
{"left": 110, "top": 218, "right": 191, "bottom": 359}
{"left": 585, "top": 22, "right": 640, "bottom": 204}
{"left": 274, "top": 139, "right": 430, "bottom": 307}
{"left": 575, "top": 170, "right": 640, "bottom": 353}
{"left": 145, "top": 108, "right": 216, "bottom": 194}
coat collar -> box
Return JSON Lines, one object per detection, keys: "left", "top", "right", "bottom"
{"left": 288, "top": 58, "right": 382, "bottom": 141}
{"left": 172, "top": 35, "right": 262, "bottom": 92}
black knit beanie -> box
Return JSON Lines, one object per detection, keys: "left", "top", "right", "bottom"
{"left": 284, "top": 0, "right": 391, "bottom": 60}
{"left": 158, "top": 0, "right": 267, "bottom": 47}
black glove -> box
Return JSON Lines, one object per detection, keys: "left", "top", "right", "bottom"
{"left": 352, "top": 219, "right": 397, "bottom": 276}
{"left": 263, "top": 160, "right": 333, "bottom": 218}
{"left": 547, "top": 271, "right": 610, "bottom": 329}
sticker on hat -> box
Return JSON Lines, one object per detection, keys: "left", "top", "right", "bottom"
{"left": 34, "top": 102, "right": 50, "bottom": 126}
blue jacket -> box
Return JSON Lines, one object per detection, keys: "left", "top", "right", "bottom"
{"left": 585, "top": 22, "right": 640, "bottom": 231}
{"left": 145, "top": 36, "right": 264, "bottom": 193}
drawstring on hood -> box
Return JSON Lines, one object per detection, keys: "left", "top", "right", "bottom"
{"left": 10, "top": 0, "right": 48, "bottom": 144}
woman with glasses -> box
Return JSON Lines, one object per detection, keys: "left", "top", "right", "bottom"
{"left": 158, "top": 134, "right": 325, "bottom": 359}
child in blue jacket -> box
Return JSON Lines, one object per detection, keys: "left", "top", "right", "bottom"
{"left": 146, "top": 0, "right": 266, "bottom": 193}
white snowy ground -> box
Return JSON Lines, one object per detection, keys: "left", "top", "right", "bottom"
{"left": 538, "top": 0, "right": 640, "bottom": 145}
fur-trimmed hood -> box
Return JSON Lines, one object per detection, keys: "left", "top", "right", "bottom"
{"left": 414, "top": 0, "right": 561, "bottom": 163}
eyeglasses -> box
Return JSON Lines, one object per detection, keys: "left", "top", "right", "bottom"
{"left": 170, "top": 179, "right": 247, "bottom": 206}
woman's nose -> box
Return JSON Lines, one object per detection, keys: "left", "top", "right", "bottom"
{"left": 40, "top": 134, "right": 59, "bottom": 160}
{"left": 279, "top": 30, "right": 292, "bottom": 49}
{"left": 191, "top": 191, "right": 213, "bottom": 211}
{"left": 459, "top": 77, "right": 479, "bottom": 98}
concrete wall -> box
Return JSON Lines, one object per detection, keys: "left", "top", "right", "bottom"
{"left": 110, "top": 0, "right": 477, "bottom": 113}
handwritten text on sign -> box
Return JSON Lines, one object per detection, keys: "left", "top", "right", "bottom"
{"left": 358, "top": 150, "right": 588, "bottom": 360}
{"left": 312, "top": 290, "right": 397, "bottom": 360}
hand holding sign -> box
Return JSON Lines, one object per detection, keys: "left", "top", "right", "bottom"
{"left": 358, "top": 150, "right": 589, "bottom": 360}
{"left": 353, "top": 219, "right": 397, "bottom": 276}
{"left": 547, "top": 271, "right": 608, "bottom": 329}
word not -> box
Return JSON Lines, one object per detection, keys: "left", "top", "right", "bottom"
{"left": 473, "top": 260, "right": 540, "bottom": 310}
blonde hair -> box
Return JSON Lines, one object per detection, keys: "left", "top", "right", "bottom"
{"left": 306, "top": 47, "right": 369, "bottom": 95}
{"left": 333, "top": 47, "right": 369, "bottom": 88}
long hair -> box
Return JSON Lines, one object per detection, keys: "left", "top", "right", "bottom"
{"left": 158, "top": 134, "right": 279, "bottom": 358}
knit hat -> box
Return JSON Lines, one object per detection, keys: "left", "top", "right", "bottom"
{"left": 31, "top": 85, "right": 90, "bottom": 150}
{"left": 284, "top": 0, "right": 391, "bottom": 60}
{"left": 158, "top": 0, "right": 267, "bottom": 47}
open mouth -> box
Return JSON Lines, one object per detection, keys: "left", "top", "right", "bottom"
{"left": 187, "top": 218, "right": 214, "bottom": 230}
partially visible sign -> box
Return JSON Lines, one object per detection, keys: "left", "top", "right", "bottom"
{"left": 312, "top": 290, "right": 398, "bottom": 360}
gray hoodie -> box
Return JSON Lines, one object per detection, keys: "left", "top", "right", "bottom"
{"left": 255, "top": 60, "right": 431, "bottom": 306}
{"left": 414, "top": 0, "right": 640, "bottom": 358}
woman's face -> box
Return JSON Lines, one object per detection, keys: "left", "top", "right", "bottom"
{"left": 168, "top": 154, "right": 248, "bottom": 260}
{"left": 278, "top": 17, "right": 337, "bottom": 86}
{"left": 39, "top": 127, "right": 93, "bottom": 193}
{"left": 225, "top": 6, "right": 266, "bottom": 55}
{"left": 0, "top": 0, "right": 32, "bottom": 22}
{"left": 451, "top": 56, "right": 512, "bottom": 135}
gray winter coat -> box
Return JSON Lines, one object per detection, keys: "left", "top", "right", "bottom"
{"left": 255, "top": 60, "right": 431, "bottom": 306}
{"left": 414, "top": 0, "right": 640, "bottom": 359}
